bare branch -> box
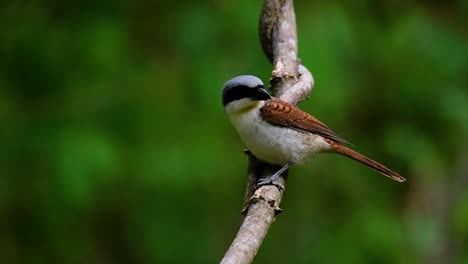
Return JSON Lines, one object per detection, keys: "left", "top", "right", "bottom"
{"left": 221, "top": 0, "right": 314, "bottom": 263}
{"left": 260, "top": 0, "right": 299, "bottom": 98}
{"left": 221, "top": 164, "right": 285, "bottom": 264}
{"left": 259, "top": 1, "right": 313, "bottom": 105}
{"left": 240, "top": 151, "right": 264, "bottom": 212}
{"left": 280, "top": 64, "right": 314, "bottom": 105}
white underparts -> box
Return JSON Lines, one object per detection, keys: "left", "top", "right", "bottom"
{"left": 226, "top": 100, "right": 331, "bottom": 166}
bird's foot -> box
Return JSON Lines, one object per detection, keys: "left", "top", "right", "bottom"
{"left": 255, "top": 162, "right": 294, "bottom": 191}
{"left": 256, "top": 177, "right": 285, "bottom": 191}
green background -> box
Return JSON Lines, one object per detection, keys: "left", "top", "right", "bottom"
{"left": 1, "top": 0, "right": 467, "bottom": 263}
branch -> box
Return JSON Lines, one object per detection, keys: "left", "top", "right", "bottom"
{"left": 221, "top": 156, "right": 285, "bottom": 264}
{"left": 259, "top": 0, "right": 299, "bottom": 97}
{"left": 221, "top": 0, "right": 314, "bottom": 263}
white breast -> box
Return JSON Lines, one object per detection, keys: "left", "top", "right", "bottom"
{"left": 228, "top": 102, "right": 331, "bottom": 165}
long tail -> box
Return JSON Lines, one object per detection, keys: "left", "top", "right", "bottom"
{"left": 326, "top": 139, "right": 406, "bottom": 182}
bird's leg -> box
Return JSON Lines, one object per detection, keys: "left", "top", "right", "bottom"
{"left": 256, "top": 162, "right": 294, "bottom": 190}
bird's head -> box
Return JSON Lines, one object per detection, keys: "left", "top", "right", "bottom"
{"left": 222, "top": 75, "right": 271, "bottom": 114}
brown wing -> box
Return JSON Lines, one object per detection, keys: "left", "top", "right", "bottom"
{"left": 260, "top": 98, "right": 349, "bottom": 144}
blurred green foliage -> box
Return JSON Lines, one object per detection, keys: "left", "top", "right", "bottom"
{"left": 0, "top": 0, "right": 467, "bottom": 263}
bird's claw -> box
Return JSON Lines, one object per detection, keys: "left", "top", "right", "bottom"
{"left": 256, "top": 178, "right": 285, "bottom": 191}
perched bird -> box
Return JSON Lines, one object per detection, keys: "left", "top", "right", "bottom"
{"left": 222, "top": 75, "right": 406, "bottom": 187}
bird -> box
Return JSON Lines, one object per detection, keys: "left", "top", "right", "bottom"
{"left": 222, "top": 75, "right": 406, "bottom": 188}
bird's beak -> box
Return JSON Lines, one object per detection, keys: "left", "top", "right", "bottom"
{"left": 253, "top": 87, "right": 271, "bottom": 101}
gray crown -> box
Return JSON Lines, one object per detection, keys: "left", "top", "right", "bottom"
{"left": 223, "top": 75, "right": 264, "bottom": 90}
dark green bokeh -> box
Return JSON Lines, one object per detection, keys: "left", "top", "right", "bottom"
{"left": 1, "top": 0, "right": 467, "bottom": 263}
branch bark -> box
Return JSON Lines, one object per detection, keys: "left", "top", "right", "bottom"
{"left": 221, "top": 0, "right": 314, "bottom": 263}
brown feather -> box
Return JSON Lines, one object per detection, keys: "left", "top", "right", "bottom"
{"left": 260, "top": 98, "right": 405, "bottom": 182}
{"left": 260, "top": 98, "right": 349, "bottom": 143}
{"left": 325, "top": 138, "right": 406, "bottom": 182}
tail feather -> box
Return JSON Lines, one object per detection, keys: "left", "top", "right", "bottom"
{"left": 327, "top": 140, "right": 406, "bottom": 182}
